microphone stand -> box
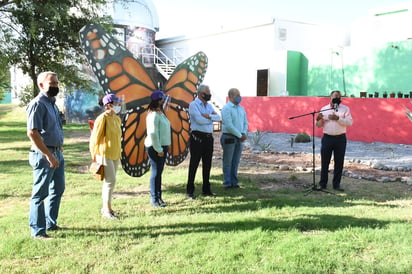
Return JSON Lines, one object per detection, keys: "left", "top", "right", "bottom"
{"left": 289, "top": 108, "right": 336, "bottom": 195}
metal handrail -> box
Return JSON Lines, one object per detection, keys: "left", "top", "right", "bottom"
{"left": 132, "top": 44, "right": 182, "bottom": 66}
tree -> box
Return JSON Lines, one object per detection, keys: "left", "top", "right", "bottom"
{"left": 0, "top": 0, "right": 113, "bottom": 98}
{"left": 0, "top": 52, "right": 10, "bottom": 101}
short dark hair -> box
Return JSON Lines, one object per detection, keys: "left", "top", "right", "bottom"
{"left": 330, "top": 90, "right": 341, "bottom": 96}
{"left": 148, "top": 99, "right": 161, "bottom": 111}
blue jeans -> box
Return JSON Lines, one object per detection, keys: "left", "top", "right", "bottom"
{"left": 29, "top": 148, "right": 65, "bottom": 237}
{"left": 220, "top": 134, "right": 243, "bottom": 187}
{"left": 146, "top": 146, "right": 167, "bottom": 203}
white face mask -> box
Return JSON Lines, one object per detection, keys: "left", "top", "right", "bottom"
{"left": 113, "top": 105, "right": 121, "bottom": 114}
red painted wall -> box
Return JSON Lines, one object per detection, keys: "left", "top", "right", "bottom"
{"left": 241, "top": 97, "right": 412, "bottom": 145}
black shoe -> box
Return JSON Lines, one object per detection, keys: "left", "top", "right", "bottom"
{"left": 202, "top": 191, "right": 216, "bottom": 196}
{"left": 47, "top": 225, "right": 65, "bottom": 231}
{"left": 32, "top": 234, "right": 53, "bottom": 240}
{"left": 333, "top": 187, "right": 344, "bottom": 192}
{"left": 232, "top": 185, "right": 240, "bottom": 188}
{"left": 318, "top": 185, "right": 326, "bottom": 190}
{"left": 158, "top": 198, "right": 167, "bottom": 207}
{"left": 224, "top": 185, "right": 232, "bottom": 189}
{"left": 187, "top": 194, "right": 196, "bottom": 200}
{"left": 151, "top": 200, "right": 161, "bottom": 208}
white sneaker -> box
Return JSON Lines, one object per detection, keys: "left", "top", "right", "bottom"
{"left": 101, "top": 210, "right": 117, "bottom": 220}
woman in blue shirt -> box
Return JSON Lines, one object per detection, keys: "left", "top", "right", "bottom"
{"left": 144, "top": 90, "right": 171, "bottom": 207}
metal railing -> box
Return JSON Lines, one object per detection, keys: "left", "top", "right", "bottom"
{"left": 127, "top": 43, "right": 185, "bottom": 78}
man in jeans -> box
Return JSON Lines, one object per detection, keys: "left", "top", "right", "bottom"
{"left": 221, "top": 88, "right": 248, "bottom": 189}
{"left": 26, "top": 71, "right": 65, "bottom": 239}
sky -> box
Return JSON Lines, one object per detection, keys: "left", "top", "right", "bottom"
{"left": 152, "top": 0, "right": 412, "bottom": 38}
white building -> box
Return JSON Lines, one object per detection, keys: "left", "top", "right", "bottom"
{"left": 156, "top": 18, "right": 347, "bottom": 107}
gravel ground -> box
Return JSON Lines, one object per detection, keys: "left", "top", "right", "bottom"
{"left": 246, "top": 132, "right": 412, "bottom": 170}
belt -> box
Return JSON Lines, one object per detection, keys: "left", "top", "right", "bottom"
{"left": 223, "top": 133, "right": 238, "bottom": 138}
{"left": 324, "top": 133, "right": 346, "bottom": 138}
{"left": 47, "top": 146, "right": 63, "bottom": 151}
{"left": 191, "top": 131, "right": 213, "bottom": 138}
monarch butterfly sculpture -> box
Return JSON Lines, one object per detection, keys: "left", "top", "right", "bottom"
{"left": 79, "top": 24, "right": 208, "bottom": 177}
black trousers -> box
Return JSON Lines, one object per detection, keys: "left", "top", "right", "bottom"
{"left": 319, "top": 134, "right": 347, "bottom": 188}
{"left": 186, "top": 131, "right": 214, "bottom": 194}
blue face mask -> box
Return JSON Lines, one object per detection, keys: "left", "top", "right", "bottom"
{"left": 234, "top": 96, "right": 242, "bottom": 104}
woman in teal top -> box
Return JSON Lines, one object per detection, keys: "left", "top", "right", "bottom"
{"left": 144, "top": 90, "right": 171, "bottom": 208}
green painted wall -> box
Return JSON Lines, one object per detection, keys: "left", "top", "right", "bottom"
{"left": 306, "top": 40, "right": 412, "bottom": 97}
{"left": 286, "top": 51, "right": 308, "bottom": 96}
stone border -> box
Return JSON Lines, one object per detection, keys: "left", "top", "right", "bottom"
{"left": 237, "top": 151, "right": 412, "bottom": 185}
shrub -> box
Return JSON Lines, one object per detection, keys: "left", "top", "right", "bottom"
{"left": 250, "top": 130, "right": 273, "bottom": 151}
{"left": 294, "top": 132, "right": 311, "bottom": 143}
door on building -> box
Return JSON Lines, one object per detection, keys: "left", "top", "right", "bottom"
{"left": 256, "top": 69, "right": 268, "bottom": 96}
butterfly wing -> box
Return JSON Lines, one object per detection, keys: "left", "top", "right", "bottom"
{"left": 79, "top": 24, "right": 155, "bottom": 177}
{"left": 163, "top": 52, "right": 208, "bottom": 166}
{"left": 79, "top": 24, "right": 156, "bottom": 108}
{"left": 79, "top": 24, "right": 209, "bottom": 174}
{"left": 121, "top": 106, "right": 150, "bottom": 177}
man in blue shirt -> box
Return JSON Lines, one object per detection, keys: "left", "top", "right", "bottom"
{"left": 26, "top": 71, "right": 65, "bottom": 239}
{"left": 186, "top": 84, "right": 221, "bottom": 199}
{"left": 221, "top": 88, "right": 248, "bottom": 189}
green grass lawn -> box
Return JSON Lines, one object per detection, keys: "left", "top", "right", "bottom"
{"left": 0, "top": 104, "right": 411, "bottom": 273}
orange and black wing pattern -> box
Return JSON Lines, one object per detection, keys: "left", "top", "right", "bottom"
{"left": 79, "top": 24, "right": 156, "bottom": 108}
{"left": 163, "top": 52, "right": 208, "bottom": 166}
{"left": 79, "top": 24, "right": 153, "bottom": 177}
{"left": 121, "top": 106, "right": 150, "bottom": 176}
{"left": 79, "top": 24, "right": 208, "bottom": 177}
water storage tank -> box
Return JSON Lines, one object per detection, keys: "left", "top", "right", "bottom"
{"left": 107, "top": 0, "right": 159, "bottom": 64}
{"left": 111, "top": 0, "right": 159, "bottom": 31}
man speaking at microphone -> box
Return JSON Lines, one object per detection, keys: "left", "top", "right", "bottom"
{"left": 316, "top": 90, "right": 353, "bottom": 191}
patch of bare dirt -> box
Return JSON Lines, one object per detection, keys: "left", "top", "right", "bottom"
{"left": 211, "top": 133, "right": 411, "bottom": 180}
{"left": 69, "top": 130, "right": 411, "bottom": 192}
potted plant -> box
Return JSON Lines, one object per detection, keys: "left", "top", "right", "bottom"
{"left": 397, "top": 91, "right": 403, "bottom": 98}
{"left": 383, "top": 91, "right": 388, "bottom": 98}
{"left": 390, "top": 92, "right": 396, "bottom": 98}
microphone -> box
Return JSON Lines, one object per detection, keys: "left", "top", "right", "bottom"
{"left": 332, "top": 97, "right": 341, "bottom": 112}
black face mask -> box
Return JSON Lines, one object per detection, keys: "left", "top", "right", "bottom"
{"left": 202, "top": 93, "right": 211, "bottom": 101}
{"left": 332, "top": 97, "right": 341, "bottom": 105}
{"left": 47, "top": 86, "right": 59, "bottom": 97}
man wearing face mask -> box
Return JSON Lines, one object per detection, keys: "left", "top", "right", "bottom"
{"left": 26, "top": 71, "right": 65, "bottom": 239}
{"left": 316, "top": 90, "right": 353, "bottom": 191}
{"left": 186, "top": 84, "right": 221, "bottom": 199}
{"left": 89, "top": 93, "right": 123, "bottom": 219}
{"left": 221, "top": 88, "right": 248, "bottom": 189}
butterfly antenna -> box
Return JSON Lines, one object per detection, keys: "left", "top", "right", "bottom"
{"left": 157, "top": 81, "right": 164, "bottom": 90}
